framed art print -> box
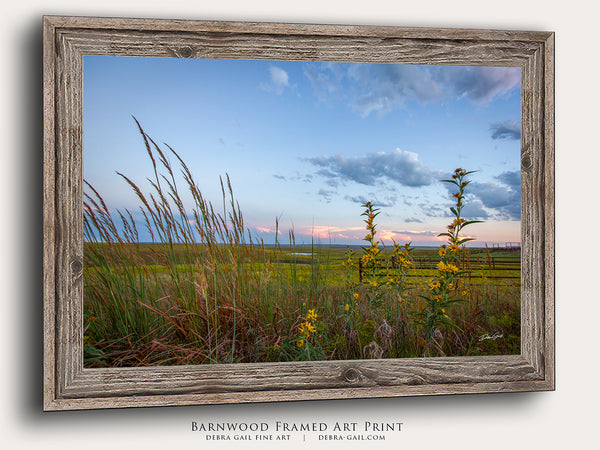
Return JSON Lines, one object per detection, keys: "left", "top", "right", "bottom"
{"left": 43, "top": 16, "right": 554, "bottom": 410}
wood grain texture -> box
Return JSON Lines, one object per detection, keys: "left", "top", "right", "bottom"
{"left": 42, "top": 15, "right": 553, "bottom": 42}
{"left": 45, "top": 379, "right": 553, "bottom": 411}
{"left": 520, "top": 46, "right": 545, "bottom": 375}
{"left": 543, "top": 33, "right": 555, "bottom": 388}
{"left": 60, "top": 29, "right": 541, "bottom": 66}
{"left": 60, "top": 355, "right": 540, "bottom": 399}
{"left": 42, "top": 15, "right": 555, "bottom": 411}
{"left": 42, "top": 16, "right": 57, "bottom": 411}
{"left": 54, "top": 28, "right": 84, "bottom": 399}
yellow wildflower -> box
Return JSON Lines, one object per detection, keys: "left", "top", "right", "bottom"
{"left": 345, "top": 303, "right": 350, "bottom": 311}
{"left": 450, "top": 218, "right": 466, "bottom": 228}
{"left": 436, "top": 261, "right": 459, "bottom": 273}
{"left": 297, "top": 339, "right": 304, "bottom": 348}
{"left": 428, "top": 279, "right": 441, "bottom": 290}
{"left": 307, "top": 309, "right": 317, "bottom": 321}
{"left": 298, "top": 320, "right": 315, "bottom": 338}
{"left": 353, "top": 292, "right": 359, "bottom": 300}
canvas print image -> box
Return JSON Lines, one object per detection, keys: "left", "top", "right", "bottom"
{"left": 82, "top": 56, "right": 521, "bottom": 367}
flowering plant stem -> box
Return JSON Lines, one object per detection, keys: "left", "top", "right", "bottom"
{"left": 416, "top": 168, "right": 483, "bottom": 344}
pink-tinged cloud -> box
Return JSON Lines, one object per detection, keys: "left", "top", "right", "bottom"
{"left": 376, "top": 229, "right": 445, "bottom": 244}
{"left": 296, "top": 225, "right": 364, "bottom": 240}
{"left": 256, "top": 226, "right": 282, "bottom": 234}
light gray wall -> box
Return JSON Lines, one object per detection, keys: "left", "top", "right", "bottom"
{"left": 2, "top": 1, "right": 595, "bottom": 449}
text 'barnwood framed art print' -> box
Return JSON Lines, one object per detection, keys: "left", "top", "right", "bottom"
{"left": 43, "top": 15, "right": 554, "bottom": 410}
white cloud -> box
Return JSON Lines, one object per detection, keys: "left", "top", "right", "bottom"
{"left": 303, "top": 63, "right": 520, "bottom": 117}
{"left": 306, "top": 148, "right": 434, "bottom": 187}
{"left": 344, "top": 195, "right": 395, "bottom": 207}
{"left": 490, "top": 119, "right": 521, "bottom": 140}
{"left": 468, "top": 170, "right": 521, "bottom": 220}
{"left": 259, "top": 65, "right": 290, "bottom": 95}
{"left": 269, "top": 66, "right": 289, "bottom": 87}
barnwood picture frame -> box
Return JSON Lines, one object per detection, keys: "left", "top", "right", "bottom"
{"left": 43, "top": 15, "right": 554, "bottom": 411}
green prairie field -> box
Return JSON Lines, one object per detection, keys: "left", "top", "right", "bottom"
{"left": 83, "top": 241, "right": 520, "bottom": 367}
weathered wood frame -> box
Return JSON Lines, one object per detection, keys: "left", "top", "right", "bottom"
{"left": 43, "top": 15, "right": 554, "bottom": 411}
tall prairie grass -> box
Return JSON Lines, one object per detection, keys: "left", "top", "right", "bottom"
{"left": 83, "top": 122, "right": 520, "bottom": 367}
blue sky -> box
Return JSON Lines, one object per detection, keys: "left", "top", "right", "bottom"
{"left": 83, "top": 56, "right": 521, "bottom": 247}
